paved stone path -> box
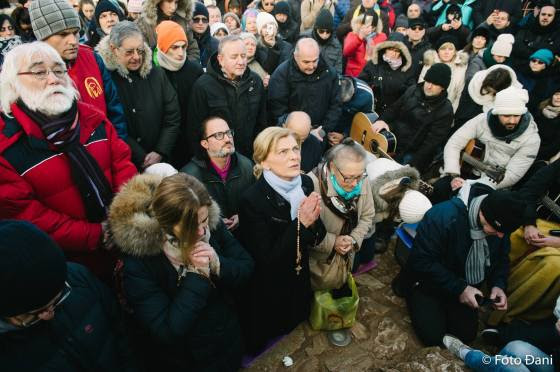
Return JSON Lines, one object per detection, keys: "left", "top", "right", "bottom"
{"left": 245, "top": 238, "right": 491, "bottom": 371}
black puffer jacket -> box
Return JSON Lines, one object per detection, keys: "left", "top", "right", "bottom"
{"left": 181, "top": 153, "right": 256, "bottom": 218}
{"left": 255, "top": 36, "right": 293, "bottom": 74}
{"left": 268, "top": 55, "right": 342, "bottom": 132}
{"left": 358, "top": 39, "right": 415, "bottom": 115}
{"left": 110, "top": 174, "right": 254, "bottom": 371}
{"left": 187, "top": 53, "right": 267, "bottom": 158}
{"left": 380, "top": 83, "right": 453, "bottom": 172}
{"left": 0, "top": 263, "right": 138, "bottom": 372}
{"left": 96, "top": 36, "right": 181, "bottom": 169}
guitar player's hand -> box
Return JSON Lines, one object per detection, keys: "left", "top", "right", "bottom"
{"left": 524, "top": 225, "right": 544, "bottom": 244}
{"left": 450, "top": 177, "right": 465, "bottom": 191}
{"left": 531, "top": 236, "right": 560, "bottom": 248}
{"left": 371, "top": 120, "right": 389, "bottom": 133}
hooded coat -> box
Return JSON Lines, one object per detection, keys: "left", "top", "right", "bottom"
{"left": 136, "top": 0, "right": 200, "bottom": 62}
{"left": 419, "top": 48, "right": 469, "bottom": 112}
{"left": 379, "top": 83, "right": 454, "bottom": 172}
{"left": 274, "top": 4, "right": 299, "bottom": 43}
{"left": 187, "top": 52, "right": 267, "bottom": 158}
{"left": 109, "top": 173, "right": 254, "bottom": 371}
{"left": 96, "top": 36, "right": 181, "bottom": 169}
{"left": 358, "top": 39, "right": 415, "bottom": 114}
{"left": 443, "top": 112, "right": 541, "bottom": 189}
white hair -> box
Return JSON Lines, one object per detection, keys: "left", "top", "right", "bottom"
{"left": 0, "top": 42, "right": 79, "bottom": 115}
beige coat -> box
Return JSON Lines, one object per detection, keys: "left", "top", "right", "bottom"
{"left": 308, "top": 170, "right": 375, "bottom": 260}
{"left": 300, "top": 0, "right": 335, "bottom": 33}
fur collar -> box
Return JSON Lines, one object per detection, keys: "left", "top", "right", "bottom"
{"left": 109, "top": 174, "right": 222, "bottom": 257}
{"left": 422, "top": 48, "right": 469, "bottom": 68}
{"left": 140, "top": 0, "right": 194, "bottom": 25}
{"left": 371, "top": 40, "right": 413, "bottom": 72}
{"left": 95, "top": 35, "right": 153, "bottom": 79}
{"left": 370, "top": 165, "right": 421, "bottom": 214}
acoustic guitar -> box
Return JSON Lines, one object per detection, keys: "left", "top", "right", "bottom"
{"left": 350, "top": 112, "right": 434, "bottom": 196}
{"left": 536, "top": 192, "right": 560, "bottom": 221}
{"left": 461, "top": 139, "right": 506, "bottom": 184}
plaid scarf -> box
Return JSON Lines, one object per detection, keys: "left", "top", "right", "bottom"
{"left": 18, "top": 100, "right": 113, "bottom": 222}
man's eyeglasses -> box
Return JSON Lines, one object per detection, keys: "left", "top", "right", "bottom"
{"left": 193, "top": 16, "right": 209, "bottom": 24}
{"left": 119, "top": 47, "right": 145, "bottom": 57}
{"left": 205, "top": 129, "right": 234, "bottom": 140}
{"left": 530, "top": 59, "right": 545, "bottom": 65}
{"left": 17, "top": 67, "right": 67, "bottom": 80}
{"left": 0, "top": 26, "right": 14, "bottom": 32}
{"left": 410, "top": 25, "right": 424, "bottom": 31}
{"left": 317, "top": 29, "right": 331, "bottom": 35}
{"left": 21, "top": 282, "right": 72, "bottom": 327}
{"left": 333, "top": 162, "right": 367, "bottom": 183}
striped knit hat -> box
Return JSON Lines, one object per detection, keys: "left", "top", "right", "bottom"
{"left": 30, "top": 0, "right": 81, "bottom": 41}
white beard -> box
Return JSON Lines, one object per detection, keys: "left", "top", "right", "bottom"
{"left": 18, "top": 84, "right": 77, "bottom": 116}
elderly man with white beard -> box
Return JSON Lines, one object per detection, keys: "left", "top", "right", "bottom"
{"left": 0, "top": 42, "right": 137, "bottom": 282}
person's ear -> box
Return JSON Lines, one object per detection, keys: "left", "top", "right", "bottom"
{"left": 200, "top": 139, "right": 210, "bottom": 151}
{"left": 217, "top": 53, "right": 224, "bottom": 65}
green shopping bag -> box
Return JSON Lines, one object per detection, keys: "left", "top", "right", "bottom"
{"left": 309, "top": 274, "right": 359, "bottom": 331}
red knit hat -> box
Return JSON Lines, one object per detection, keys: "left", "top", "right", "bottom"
{"left": 156, "top": 21, "right": 187, "bottom": 53}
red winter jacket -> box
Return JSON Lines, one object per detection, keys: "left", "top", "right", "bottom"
{"left": 0, "top": 102, "right": 136, "bottom": 279}
{"left": 343, "top": 31, "right": 387, "bottom": 77}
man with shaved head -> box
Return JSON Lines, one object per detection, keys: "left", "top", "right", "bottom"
{"left": 284, "top": 111, "right": 323, "bottom": 172}
{"left": 268, "top": 37, "right": 342, "bottom": 146}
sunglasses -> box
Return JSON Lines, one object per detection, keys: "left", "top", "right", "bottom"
{"left": 317, "top": 28, "right": 331, "bottom": 35}
{"left": 193, "top": 16, "right": 209, "bottom": 23}
{"left": 410, "top": 25, "right": 424, "bottom": 31}
{"left": 530, "top": 59, "right": 545, "bottom": 65}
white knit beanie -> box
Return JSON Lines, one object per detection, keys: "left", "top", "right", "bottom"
{"left": 256, "top": 11, "right": 277, "bottom": 34}
{"left": 144, "top": 163, "right": 178, "bottom": 177}
{"left": 491, "top": 33, "right": 514, "bottom": 57}
{"left": 492, "top": 86, "right": 529, "bottom": 116}
{"left": 210, "top": 22, "right": 229, "bottom": 37}
{"left": 398, "top": 190, "right": 432, "bottom": 224}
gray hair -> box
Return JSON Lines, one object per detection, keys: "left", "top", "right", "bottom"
{"left": 0, "top": 42, "right": 77, "bottom": 115}
{"left": 294, "top": 37, "right": 319, "bottom": 56}
{"left": 239, "top": 32, "right": 257, "bottom": 44}
{"left": 325, "top": 138, "right": 367, "bottom": 166}
{"left": 108, "top": 20, "right": 143, "bottom": 48}
{"left": 218, "top": 34, "right": 244, "bottom": 55}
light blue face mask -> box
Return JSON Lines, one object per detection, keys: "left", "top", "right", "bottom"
{"left": 330, "top": 173, "right": 363, "bottom": 200}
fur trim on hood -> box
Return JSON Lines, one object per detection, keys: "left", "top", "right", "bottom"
{"left": 109, "top": 173, "right": 222, "bottom": 257}
{"left": 371, "top": 40, "right": 412, "bottom": 72}
{"left": 141, "top": 0, "right": 194, "bottom": 25}
{"left": 95, "top": 35, "right": 153, "bottom": 79}
{"left": 422, "top": 48, "right": 469, "bottom": 68}
{"left": 370, "top": 165, "right": 421, "bottom": 216}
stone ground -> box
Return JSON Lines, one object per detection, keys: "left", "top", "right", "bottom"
{"left": 245, "top": 238, "right": 493, "bottom": 372}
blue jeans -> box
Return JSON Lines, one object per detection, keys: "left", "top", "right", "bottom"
{"left": 465, "top": 341, "right": 554, "bottom": 372}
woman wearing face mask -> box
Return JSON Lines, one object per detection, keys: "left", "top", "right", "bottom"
{"left": 517, "top": 49, "right": 558, "bottom": 116}
{"left": 240, "top": 32, "right": 270, "bottom": 87}
{"left": 304, "top": 8, "right": 342, "bottom": 74}
{"left": 96, "top": 21, "right": 181, "bottom": 170}
{"left": 238, "top": 127, "right": 326, "bottom": 356}
{"left": 254, "top": 12, "right": 292, "bottom": 74}
{"left": 343, "top": 11, "right": 387, "bottom": 77}
{"left": 308, "top": 138, "right": 374, "bottom": 291}
{"left": 136, "top": 0, "right": 201, "bottom": 62}
{"left": 110, "top": 172, "right": 253, "bottom": 371}
{"left": 86, "top": 0, "right": 125, "bottom": 47}
{"left": 0, "top": 15, "right": 22, "bottom": 67}
{"left": 419, "top": 35, "right": 468, "bottom": 112}
{"left": 154, "top": 21, "right": 204, "bottom": 167}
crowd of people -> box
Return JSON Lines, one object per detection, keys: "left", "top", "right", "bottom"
{"left": 1, "top": 0, "right": 560, "bottom": 370}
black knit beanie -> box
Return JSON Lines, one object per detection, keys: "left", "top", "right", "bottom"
{"left": 94, "top": 0, "right": 124, "bottom": 25}
{"left": 314, "top": 8, "right": 334, "bottom": 31}
{"left": 0, "top": 221, "right": 67, "bottom": 318}
{"left": 480, "top": 190, "right": 526, "bottom": 233}
{"left": 435, "top": 34, "right": 459, "bottom": 50}
{"left": 273, "top": 1, "right": 290, "bottom": 16}
{"left": 424, "top": 62, "right": 451, "bottom": 89}
{"left": 193, "top": 1, "right": 209, "bottom": 19}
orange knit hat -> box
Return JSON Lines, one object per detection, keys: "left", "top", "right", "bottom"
{"left": 156, "top": 21, "right": 187, "bottom": 53}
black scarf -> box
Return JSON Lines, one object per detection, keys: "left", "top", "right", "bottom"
{"left": 18, "top": 100, "right": 113, "bottom": 222}
{"left": 487, "top": 111, "right": 530, "bottom": 143}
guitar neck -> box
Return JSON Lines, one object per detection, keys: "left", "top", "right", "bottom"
{"left": 541, "top": 195, "right": 560, "bottom": 220}
{"left": 462, "top": 153, "right": 504, "bottom": 182}
{"left": 375, "top": 147, "right": 433, "bottom": 195}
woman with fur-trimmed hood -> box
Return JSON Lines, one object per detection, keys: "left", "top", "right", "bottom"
{"left": 136, "top": 0, "right": 200, "bottom": 62}
{"left": 109, "top": 172, "right": 253, "bottom": 370}
{"left": 419, "top": 34, "right": 469, "bottom": 113}
{"left": 96, "top": 21, "right": 181, "bottom": 170}
{"left": 358, "top": 33, "right": 415, "bottom": 115}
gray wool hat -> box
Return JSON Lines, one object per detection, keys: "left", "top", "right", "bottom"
{"left": 30, "top": 0, "right": 81, "bottom": 41}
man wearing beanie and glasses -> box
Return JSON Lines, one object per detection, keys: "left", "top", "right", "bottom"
{"left": 443, "top": 86, "right": 540, "bottom": 193}
{"left": 29, "top": 0, "right": 129, "bottom": 139}
{"left": 371, "top": 62, "right": 454, "bottom": 173}
{"left": 398, "top": 188, "right": 526, "bottom": 347}
{"left": 0, "top": 221, "right": 138, "bottom": 370}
